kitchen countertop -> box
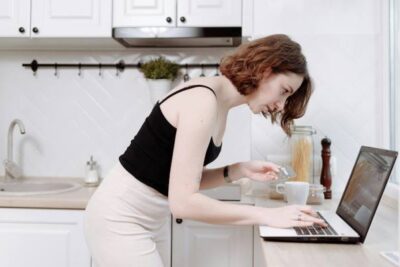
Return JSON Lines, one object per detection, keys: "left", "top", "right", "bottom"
{"left": 0, "top": 176, "right": 248, "bottom": 210}
{"left": 0, "top": 177, "right": 398, "bottom": 266}
{"left": 245, "top": 190, "right": 398, "bottom": 267}
{"left": 0, "top": 177, "right": 98, "bottom": 210}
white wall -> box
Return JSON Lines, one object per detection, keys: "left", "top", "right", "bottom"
{"left": 249, "top": 0, "right": 390, "bottom": 193}
{"left": 0, "top": 0, "right": 390, "bottom": 196}
{"left": 0, "top": 48, "right": 251, "bottom": 179}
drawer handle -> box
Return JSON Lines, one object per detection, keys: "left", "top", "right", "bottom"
{"left": 180, "top": 16, "right": 186, "bottom": 23}
{"left": 32, "top": 27, "right": 39, "bottom": 34}
{"left": 19, "top": 27, "right": 25, "bottom": 33}
{"left": 176, "top": 218, "right": 183, "bottom": 224}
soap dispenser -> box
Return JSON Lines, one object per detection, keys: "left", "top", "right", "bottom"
{"left": 85, "top": 155, "right": 99, "bottom": 186}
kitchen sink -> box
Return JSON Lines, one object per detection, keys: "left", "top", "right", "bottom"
{"left": 0, "top": 181, "right": 81, "bottom": 196}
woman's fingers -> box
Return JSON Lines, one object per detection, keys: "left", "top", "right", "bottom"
{"left": 250, "top": 172, "right": 273, "bottom": 181}
{"left": 291, "top": 205, "right": 328, "bottom": 227}
{"left": 294, "top": 221, "right": 314, "bottom": 228}
{"left": 298, "top": 205, "right": 319, "bottom": 217}
{"left": 263, "top": 162, "right": 281, "bottom": 173}
{"left": 251, "top": 171, "right": 278, "bottom": 181}
{"left": 265, "top": 171, "right": 278, "bottom": 179}
{"left": 298, "top": 213, "right": 327, "bottom": 226}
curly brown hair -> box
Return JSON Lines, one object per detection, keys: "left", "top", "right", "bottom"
{"left": 219, "top": 34, "right": 313, "bottom": 136}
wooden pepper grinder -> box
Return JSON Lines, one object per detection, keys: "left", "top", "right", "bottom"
{"left": 320, "top": 137, "right": 332, "bottom": 199}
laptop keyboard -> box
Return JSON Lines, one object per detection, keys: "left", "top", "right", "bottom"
{"left": 293, "top": 212, "right": 338, "bottom": 236}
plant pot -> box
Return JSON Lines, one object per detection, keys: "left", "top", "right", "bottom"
{"left": 147, "top": 79, "right": 172, "bottom": 104}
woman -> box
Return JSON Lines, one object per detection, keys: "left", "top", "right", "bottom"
{"left": 84, "top": 34, "right": 328, "bottom": 267}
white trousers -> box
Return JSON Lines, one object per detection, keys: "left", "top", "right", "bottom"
{"left": 83, "top": 162, "right": 171, "bottom": 267}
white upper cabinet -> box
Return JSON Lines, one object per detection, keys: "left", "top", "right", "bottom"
{"left": 0, "top": 0, "right": 31, "bottom": 37}
{"left": 113, "top": 0, "right": 242, "bottom": 27}
{"left": 177, "top": 0, "right": 241, "bottom": 27}
{"left": 0, "top": 0, "right": 112, "bottom": 38}
{"left": 31, "top": 0, "right": 112, "bottom": 37}
{"left": 113, "top": 0, "right": 177, "bottom": 27}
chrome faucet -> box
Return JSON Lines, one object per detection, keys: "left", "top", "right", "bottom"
{"left": 3, "top": 119, "right": 26, "bottom": 181}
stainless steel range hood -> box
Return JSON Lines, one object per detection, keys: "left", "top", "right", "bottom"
{"left": 112, "top": 27, "right": 243, "bottom": 48}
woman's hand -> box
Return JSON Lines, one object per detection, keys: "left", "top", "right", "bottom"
{"left": 258, "top": 205, "right": 328, "bottom": 228}
{"left": 237, "top": 160, "right": 281, "bottom": 182}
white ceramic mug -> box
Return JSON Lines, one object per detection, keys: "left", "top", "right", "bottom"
{"left": 276, "top": 181, "right": 310, "bottom": 205}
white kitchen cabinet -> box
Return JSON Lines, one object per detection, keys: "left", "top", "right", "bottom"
{"left": 177, "top": 0, "right": 241, "bottom": 27}
{"left": 31, "top": 0, "right": 112, "bottom": 37}
{"left": 113, "top": 0, "right": 242, "bottom": 27}
{"left": 0, "top": 0, "right": 112, "bottom": 38}
{"left": 253, "top": 225, "right": 266, "bottom": 267}
{"left": 0, "top": 208, "right": 91, "bottom": 267}
{"left": 113, "top": 0, "right": 177, "bottom": 27}
{"left": 0, "top": 0, "right": 31, "bottom": 37}
{"left": 172, "top": 215, "right": 253, "bottom": 267}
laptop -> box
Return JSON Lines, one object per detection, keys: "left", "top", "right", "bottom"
{"left": 259, "top": 146, "right": 398, "bottom": 244}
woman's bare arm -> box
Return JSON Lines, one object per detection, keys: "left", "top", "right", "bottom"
{"left": 167, "top": 88, "right": 264, "bottom": 225}
{"left": 198, "top": 163, "right": 243, "bottom": 190}
{"left": 173, "top": 192, "right": 265, "bottom": 225}
{"left": 167, "top": 87, "right": 327, "bottom": 228}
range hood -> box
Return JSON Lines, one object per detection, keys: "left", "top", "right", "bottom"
{"left": 112, "top": 27, "right": 243, "bottom": 48}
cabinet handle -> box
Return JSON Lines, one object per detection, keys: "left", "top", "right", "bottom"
{"left": 32, "top": 27, "right": 39, "bottom": 34}
{"left": 166, "top": 17, "right": 172, "bottom": 23}
{"left": 180, "top": 16, "right": 186, "bottom": 23}
{"left": 19, "top": 27, "right": 25, "bottom": 33}
{"left": 176, "top": 218, "right": 183, "bottom": 224}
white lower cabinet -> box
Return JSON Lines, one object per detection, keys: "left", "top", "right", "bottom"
{"left": 0, "top": 208, "right": 91, "bottom": 267}
{"left": 172, "top": 215, "right": 253, "bottom": 267}
{"left": 253, "top": 225, "right": 266, "bottom": 267}
{"left": 0, "top": 206, "right": 263, "bottom": 267}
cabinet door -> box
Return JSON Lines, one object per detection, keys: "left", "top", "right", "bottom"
{"left": 172, "top": 216, "right": 253, "bottom": 267}
{"left": 0, "top": 208, "right": 91, "bottom": 267}
{"left": 30, "top": 0, "right": 112, "bottom": 37}
{"left": 177, "top": 0, "right": 241, "bottom": 27}
{"left": 0, "top": 0, "right": 30, "bottom": 37}
{"left": 113, "top": 0, "right": 177, "bottom": 27}
{"left": 253, "top": 225, "right": 266, "bottom": 267}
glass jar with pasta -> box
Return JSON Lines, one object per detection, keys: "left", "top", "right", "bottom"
{"left": 290, "top": 125, "right": 316, "bottom": 183}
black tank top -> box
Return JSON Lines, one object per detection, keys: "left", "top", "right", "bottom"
{"left": 119, "top": 84, "right": 222, "bottom": 197}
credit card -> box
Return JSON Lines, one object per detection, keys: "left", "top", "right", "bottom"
{"left": 276, "top": 166, "right": 296, "bottom": 182}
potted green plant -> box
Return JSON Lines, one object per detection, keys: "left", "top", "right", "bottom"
{"left": 139, "top": 56, "right": 180, "bottom": 104}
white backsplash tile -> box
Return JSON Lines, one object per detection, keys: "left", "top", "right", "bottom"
{"left": 0, "top": 0, "right": 389, "bottom": 197}
{"left": 0, "top": 49, "right": 236, "bottom": 178}
{"left": 250, "top": 37, "right": 386, "bottom": 194}
{"left": 248, "top": 0, "right": 389, "bottom": 194}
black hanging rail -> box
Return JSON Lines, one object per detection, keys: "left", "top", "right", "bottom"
{"left": 22, "top": 60, "right": 220, "bottom": 75}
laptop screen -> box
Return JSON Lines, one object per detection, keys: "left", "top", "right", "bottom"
{"left": 336, "top": 146, "right": 398, "bottom": 243}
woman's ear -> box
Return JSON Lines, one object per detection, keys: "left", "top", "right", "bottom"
{"left": 262, "top": 68, "right": 273, "bottom": 80}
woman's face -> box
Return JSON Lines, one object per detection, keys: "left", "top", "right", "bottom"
{"left": 247, "top": 71, "right": 304, "bottom": 114}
